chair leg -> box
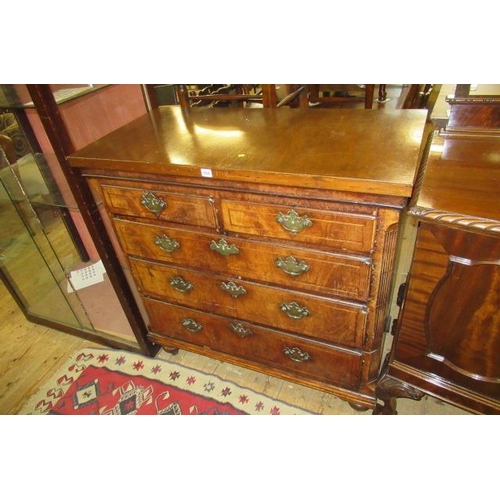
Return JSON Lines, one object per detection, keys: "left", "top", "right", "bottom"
{"left": 261, "top": 85, "right": 278, "bottom": 108}
{"left": 175, "top": 85, "right": 190, "bottom": 108}
{"left": 364, "top": 84, "right": 375, "bottom": 109}
{"left": 308, "top": 84, "right": 320, "bottom": 104}
{"left": 378, "top": 84, "right": 387, "bottom": 102}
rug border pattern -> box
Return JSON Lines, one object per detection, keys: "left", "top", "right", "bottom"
{"left": 20, "top": 347, "right": 314, "bottom": 415}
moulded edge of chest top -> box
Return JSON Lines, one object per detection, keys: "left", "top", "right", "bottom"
{"left": 83, "top": 169, "right": 409, "bottom": 211}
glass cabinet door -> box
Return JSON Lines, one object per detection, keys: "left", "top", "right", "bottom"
{"left": 0, "top": 154, "right": 93, "bottom": 330}
{"left": 1, "top": 84, "right": 152, "bottom": 353}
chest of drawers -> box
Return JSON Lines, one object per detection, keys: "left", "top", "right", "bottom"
{"left": 68, "top": 106, "right": 426, "bottom": 410}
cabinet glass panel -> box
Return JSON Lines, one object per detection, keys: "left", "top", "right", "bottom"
{"left": 0, "top": 153, "right": 92, "bottom": 329}
{"left": 1, "top": 85, "right": 137, "bottom": 346}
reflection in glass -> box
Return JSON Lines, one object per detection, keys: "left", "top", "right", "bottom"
{"left": 0, "top": 156, "right": 94, "bottom": 329}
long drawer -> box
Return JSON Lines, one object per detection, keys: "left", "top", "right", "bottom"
{"left": 114, "top": 218, "right": 372, "bottom": 301}
{"left": 144, "top": 298, "right": 363, "bottom": 390}
{"left": 101, "top": 184, "right": 217, "bottom": 228}
{"left": 220, "top": 199, "right": 377, "bottom": 254}
{"left": 130, "top": 258, "right": 367, "bottom": 349}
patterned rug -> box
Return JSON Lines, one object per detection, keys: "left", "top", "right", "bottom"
{"left": 20, "top": 347, "right": 312, "bottom": 415}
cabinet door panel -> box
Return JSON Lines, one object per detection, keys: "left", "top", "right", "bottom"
{"left": 394, "top": 223, "right": 500, "bottom": 400}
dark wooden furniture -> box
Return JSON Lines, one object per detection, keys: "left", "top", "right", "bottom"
{"left": 401, "top": 84, "right": 433, "bottom": 109}
{"left": 174, "top": 84, "right": 306, "bottom": 109}
{"left": 306, "top": 84, "right": 377, "bottom": 108}
{"left": 68, "top": 106, "right": 426, "bottom": 410}
{"left": 376, "top": 91, "right": 500, "bottom": 414}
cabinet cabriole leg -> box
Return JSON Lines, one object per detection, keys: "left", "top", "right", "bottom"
{"left": 373, "top": 374, "right": 425, "bottom": 414}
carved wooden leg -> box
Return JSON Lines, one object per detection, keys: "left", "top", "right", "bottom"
{"left": 373, "top": 354, "right": 425, "bottom": 414}
{"left": 373, "top": 374, "right": 425, "bottom": 414}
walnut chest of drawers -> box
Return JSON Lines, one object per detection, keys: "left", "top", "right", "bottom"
{"left": 68, "top": 106, "right": 426, "bottom": 410}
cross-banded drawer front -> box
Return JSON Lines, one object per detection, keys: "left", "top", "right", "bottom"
{"left": 101, "top": 184, "right": 217, "bottom": 228}
{"left": 130, "top": 259, "right": 367, "bottom": 349}
{"left": 114, "top": 219, "right": 372, "bottom": 301}
{"left": 144, "top": 298, "right": 363, "bottom": 390}
{"left": 220, "top": 200, "right": 377, "bottom": 254}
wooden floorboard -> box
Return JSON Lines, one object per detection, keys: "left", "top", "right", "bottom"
{"left": 0, "top": 286, "right": 91, "bottom": 414}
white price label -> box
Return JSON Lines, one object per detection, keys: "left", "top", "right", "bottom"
{"left": 200, "top": 168, "right": 213, "bottom": 178}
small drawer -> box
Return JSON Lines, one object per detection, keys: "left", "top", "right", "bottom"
{"left": 131, "top": 259, "right": 368, "bottom": 349}
{"left": 220, "top": 199, "right": 377, "bottom": 254}
{"left": 114, "top": 219, "right": 372, "bottom": 301}
{"left": 101, "top": 183, "right": 217, "bottom": 228}
{"left": 144, "top": 298, "right": 363, "bottom": 390}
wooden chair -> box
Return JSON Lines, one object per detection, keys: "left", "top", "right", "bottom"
{"left": 174, "top": 84, "right": 307, "bottom": 109}
{"left": 305, "top": 84, "right": 377, "bottom": 109}
{"left": 401, "top": 84, "right": 433, "bottom": 109}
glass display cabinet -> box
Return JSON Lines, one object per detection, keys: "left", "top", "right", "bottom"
{"left": 0, "top": 137, "right": 91, "bottom": 330}
{"left": 0, "top": 84, "right": 157, "bottom": 355}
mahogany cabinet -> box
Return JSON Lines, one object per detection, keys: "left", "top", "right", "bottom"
{"left": 377, "top": 108, "right": 500, "bottom": 414}
{"left": 68, "top": 106, "right": 426, "bottom": 410}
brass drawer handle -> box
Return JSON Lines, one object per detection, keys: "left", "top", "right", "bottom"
{"left": 170, "top": 276, "right": 194, "bottom": 293}
{"left": 154, "top": 234, "right": 180, "bottom": 253}
{"left": 182, "top": 318, "right": 203, "bottom": 332}
{"left": 275, "top": 255, "right": 310, "bottom": 277}
{"left": 280, "top": 301, "right": 310, "bottom": 319}
{"left": 229, "top": 322, "right": 253, "bottom": 338}
{"left": 283, "top": 346, "right": 311, "bottom": 363}
{"left": 210, "top": 238, "right": 240, "bottom": 256}
{"left": 276, "top": 209, "right": 313, "bottom": 234}
{"left": 220, "top": 281, "right": 247, "bottom": 298}
{"left": 141, "top": 191, "right": 167, "bottom": 215}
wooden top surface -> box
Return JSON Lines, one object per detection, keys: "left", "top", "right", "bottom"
{"left": 411, "top": 131, "right": 500, "bottom": 229}
{"left": 68, "top": 106, "right": 427, "bottom": 197}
